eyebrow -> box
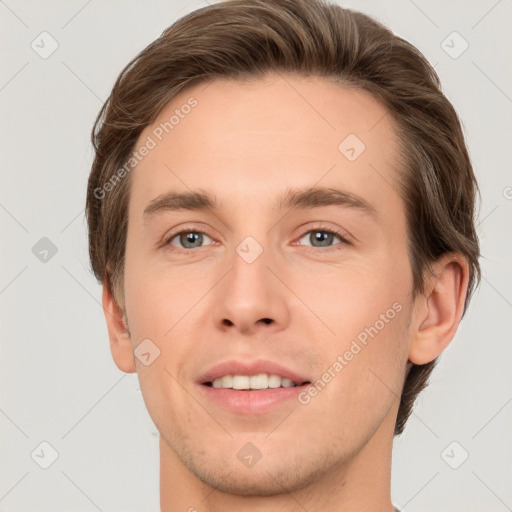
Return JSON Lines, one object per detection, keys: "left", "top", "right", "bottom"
{"left": 142, "top": 186, "right": 377, "bottom": 221}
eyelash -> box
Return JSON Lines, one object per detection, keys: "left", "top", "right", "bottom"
{"left": 162, "top": 225, "right": 351, "bottom": 254}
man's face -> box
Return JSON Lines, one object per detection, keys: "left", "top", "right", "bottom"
{"left": 122, "top": 73, "right": 413, "bottom": 494}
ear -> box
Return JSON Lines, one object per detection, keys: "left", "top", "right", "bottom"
{"left": 408, "top": 253, "right": 470, "bottom": 365}
{"left": 102, "top": 281, "right": 136, "bottom": 374}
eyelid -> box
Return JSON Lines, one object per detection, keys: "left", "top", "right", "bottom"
{"left": 293, "top": 223, "right": 352, "bottom": 248}
{"left": 162, "top": 222, "right": 353, "bottom": 252}
{"left": 162, "top": 227, "right": 214, "bottom": 251}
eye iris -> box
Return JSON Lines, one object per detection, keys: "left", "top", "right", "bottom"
{"left": 181, "top": 232, "right": 202, "bottom": 248}
{"left": 174, "top": 230, "right": 338, "bottom": 249}
{"left": 312, "top": 231, "right": 334, "bottom": 247}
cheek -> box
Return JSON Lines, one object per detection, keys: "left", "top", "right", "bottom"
{"left": 122, "top": 268, "right": 197, "bottom": 433}
{"left": 300, "top": 258, "right": 411, "bottom": 404}
{"left": 314, "top": 304, "right": 409, "bottom": 435}
{"left": 122, "top": 249, "right": 195, "bottom": 337}
{"left": 339, "top": 274, "right": 410, "bottom": 385}
{"left": 122, "top": 257, "right": 209, "bottom": 395}
{"left": 297, "top": 257, "right": 409, "bottom": 341}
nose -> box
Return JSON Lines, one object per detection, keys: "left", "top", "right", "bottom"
{"left": 212, "top": 238, "right": 291, "bottom": 336}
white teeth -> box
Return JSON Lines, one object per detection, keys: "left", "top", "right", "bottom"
{"left": 232, "top": 375, "right": 250, "bottom": 389}
{"left": 250, "top": 374, "right": 268, "bottom": 389}
{"left": 268, "top": 374, "right": 281, "bottom": 388}
{"left": 210, "top": 373, "right": 299, "bottom": 390}
{"left": 221, "top": 375, "right": 233, "bottom": 388}
{"left": 281, "top": 377, "right": 294, "bottom": 388}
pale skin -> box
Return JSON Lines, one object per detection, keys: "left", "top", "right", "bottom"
{"left": 101, "top": 73, "right": 469, "bottom": 512}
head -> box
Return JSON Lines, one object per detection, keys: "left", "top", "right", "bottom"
{"left": 86, "top": 0, "right": 480, "bottom": 496}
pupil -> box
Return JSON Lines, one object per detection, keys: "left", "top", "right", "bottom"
{"left": 180, "top": 231, "right": 333, "bottom": 249}
{"left": 313, "top": 231, "right": 332, "bottom": 247}
{"left": 182, "top": 232, "right": 201, "bottom": 248}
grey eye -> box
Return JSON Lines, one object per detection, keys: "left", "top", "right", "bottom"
{"left": 298, "top": 230, "right": 341, "bottom": 248}
{"left": 170, "top": 231, "right": 212, "bottom": 249}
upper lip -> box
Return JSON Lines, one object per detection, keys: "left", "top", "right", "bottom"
{"left": 197, "top": 359, "right": 311, "bottom": 385}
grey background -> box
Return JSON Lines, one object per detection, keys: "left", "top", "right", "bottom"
{"left": 1, "top": 0, "right": 511, "bottom": 511}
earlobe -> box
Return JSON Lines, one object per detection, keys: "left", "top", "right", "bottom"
{"left": 102, "top": 282, "right": 136, "bottom": 374}
{"left": 408, "top": 254, "right": 469, "bottom": 365}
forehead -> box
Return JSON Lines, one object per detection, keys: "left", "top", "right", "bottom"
{"left": 128, "top": 73, "right": 402, "bottom": 218}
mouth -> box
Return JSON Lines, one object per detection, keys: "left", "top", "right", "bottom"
{"left": 202, "top": 374, "right": 311, "bottom": 390}
{"left": 196, "top": 360, "right": 312, "bottom": 414}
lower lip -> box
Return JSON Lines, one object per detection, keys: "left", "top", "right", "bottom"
{"left": 198, "top": 383, "right": 310, "bottom": 414}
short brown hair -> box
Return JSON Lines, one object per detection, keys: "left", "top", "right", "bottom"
{"left": 85, "top": 0, "right": 481, "bottom": 435}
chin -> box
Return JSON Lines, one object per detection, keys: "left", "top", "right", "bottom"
{"left": 178, "top": 441, "right": 341, "bottom": 497}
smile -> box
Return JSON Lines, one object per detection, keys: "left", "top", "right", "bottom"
{"left": 204, "top": 373, "right": 310, "bottom": 390}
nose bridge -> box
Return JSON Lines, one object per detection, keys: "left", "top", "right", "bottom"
{"left": 228, "top": 232, "right": 273, "bottom": 305}
{"left": 212, "top": 229, "right": 290, "bottom": 334}
{"left": 225, "top": 199, "right": 276, "bottom": 283}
